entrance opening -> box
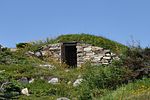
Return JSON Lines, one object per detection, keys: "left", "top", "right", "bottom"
{"left": 61, "top": 42, "right": 77, "bottom": 67}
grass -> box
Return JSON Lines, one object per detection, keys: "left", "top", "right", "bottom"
{"left": 100, "top": 78, "right": 150, "bottom": 100}
{"left": 56, "top": 34, "right": 127, "bottom": 54}
{"left": 26, "top": 33, "right": 127, "bottom": 54}
{"left": 0, "top": 34, "right": 149, "bottom": 100}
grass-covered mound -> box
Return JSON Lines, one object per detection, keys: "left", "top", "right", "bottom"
{"left": 56, "top": 34, "right": 127, "bottom": 54}
{"left": 0, "top": 34, "right": 149, "bottom": 100}
{"left": 28, "top": 33, "right": 127, "bottom": 54}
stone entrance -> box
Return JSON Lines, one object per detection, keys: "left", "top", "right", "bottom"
{"left": 61, "top": 42, "right": 77, "bottom": 67}
{"left": 31, "top": 42, "right": 118, "bottom": 67}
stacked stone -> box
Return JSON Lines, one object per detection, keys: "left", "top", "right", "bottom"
{"left": 31, "top": 43, "right": 117, "bottom": 67}
{"left": 41, "top": 43, "right": 61, "bottom": 61}
{"left": 77, "top": 43, "right": 117, "bottom": 66}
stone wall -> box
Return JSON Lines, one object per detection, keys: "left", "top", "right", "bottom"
{"left": 41, "top": 43, "right": 61, "bottom": 61}
{"left": 33, "top": 43, "right": 118, "bottom": 66}
{"left": 76, "top": 43, "right": 118, "bottom": 66}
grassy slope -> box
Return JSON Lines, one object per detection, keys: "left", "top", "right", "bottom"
{"left": 1, "top": 34, "right": 149, "bottom": 100}
{"left": 100, "top": 78, "right": 150, "bottom": 100}
{"left": 56, "top": 34, "right": 127, "bottom": 54}
{"left": 30, "top": 33, "right": 127, "bottom": 54}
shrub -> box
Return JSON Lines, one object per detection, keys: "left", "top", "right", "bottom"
{"left": 16, "top": 43, "right": 32, "bottom": 49}
{"left": 82, "top": 64, "right": 131, "bottom": 90}
{"left": 100, "top": 78, "right": 150, "bottom": 100}
{"left": 121, "top": 46, "right": 150, "bottom": 70}
{"left": 0, "top": 80, "right": 23, "bottom": 99}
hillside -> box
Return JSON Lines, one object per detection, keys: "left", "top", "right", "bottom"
{"left": 29, "top": 34, "right": 127, "bottom": 54}
{"left": 0, "top": 34, "right": 149, "bottom": 100}
{"left": 56, "top": 34, "right": 127, "bottom": 54}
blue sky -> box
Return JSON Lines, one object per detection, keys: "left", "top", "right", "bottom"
{"left": 0, "top": 0, "right": 150, "bottom": 47}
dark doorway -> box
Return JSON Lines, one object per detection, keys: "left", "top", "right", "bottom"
{"left": 61, "top": 42, "right": 77, "bottom": 67}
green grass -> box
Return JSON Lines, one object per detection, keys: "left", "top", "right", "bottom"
{"left": 100, "top": 78, "right": 150, "bottom": 100}
{"left": 1, "top": 59, "right": 149, "bottom": 100}
{"left": 27, "top": 33, "right": 127, "bottom": 54}
{"left": 56, "top": 33, "right": 127, "bottom": 54}
{"left": 1, "top": 34, "right": 149, "bottom": 100}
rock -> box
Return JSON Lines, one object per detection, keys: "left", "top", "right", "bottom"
{"left": 102, "top": 62, "right": 109, "bottom": 65}
{"left": 67, "top": 81, "right": 71, "bottom": 85}
{"left": 77, "top": 47, "right": 83, "bottom": 53}
{"left": 101, "top": 59, "right": 109, "bottom": 63}
{"left": 57, "top": 97, "right": 70, "bottom": 100}
{"left": 93, "top": 56, "right": 103, "bottom": 60}
{"left": 105, "top": 53, "right": 111, "bottom": 56}
{"left": 49, "top": 47, "right": 60, "bottom": 51}
{"left": 29, "top": 78, "right": 34, "bottom": 83}
{"left": 73, "top": 78, "right": 83, "bottom": 87}
{"left": 48, "top": 78, "right": 59, "bottom": 84}
{"left": 41, "top": 51, "right": 48, "bottom": 56}
{"left": 103, "top": 50, "right": 110, "bottom": 53}
{"left": 77, "top": 53, "right": 84, "bottom": 57}
{"left": 86, "top": 52, "right": 94, "bottom": 56}
{"left": 84, "top": 46, "right": 92, "bottom": 52}
{"left": 114, "top": 56, "right": 120, "bottom": 60}
{"left": 111, "top": 53, "right": 116, "bottom": 57}
{"left": 25, "top": 51, "right": 34, "bottom": 56}
{"left": 39, "top": 64, "right": 55, "bottom": 69}
{"left": 103, "top": 56, "right": 111, "bottom": 60}
{"left": 19, "top": 77, "right": 28, "bottom": 84}
{"left": 83, "top": 57, "right": 91, "bottom": 60}
{"left": 77, "top": 58, "right": 84, "bottom": 62}
{"left": 21, "top": 88, "right": 30, "bottom": 96}
{"left": 34, "top": 51, "right": 42, "bottom": 57}
{"left": 92, "top": 47, "right": 103, "bottom": 51}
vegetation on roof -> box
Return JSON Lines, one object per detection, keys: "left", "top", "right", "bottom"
{"left": 28, "top": 33, "right": 127, "bottom": 54}
{"left": 56, "top": 34, "right": 127, "bottom": 54}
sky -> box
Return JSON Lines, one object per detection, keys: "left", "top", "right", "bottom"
{"left": 0, "top": 0, "right": 150, "bottom": 48}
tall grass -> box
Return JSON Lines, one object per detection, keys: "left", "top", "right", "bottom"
{"left": 100, "top": 78, "right": 150, "bottom": 100}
